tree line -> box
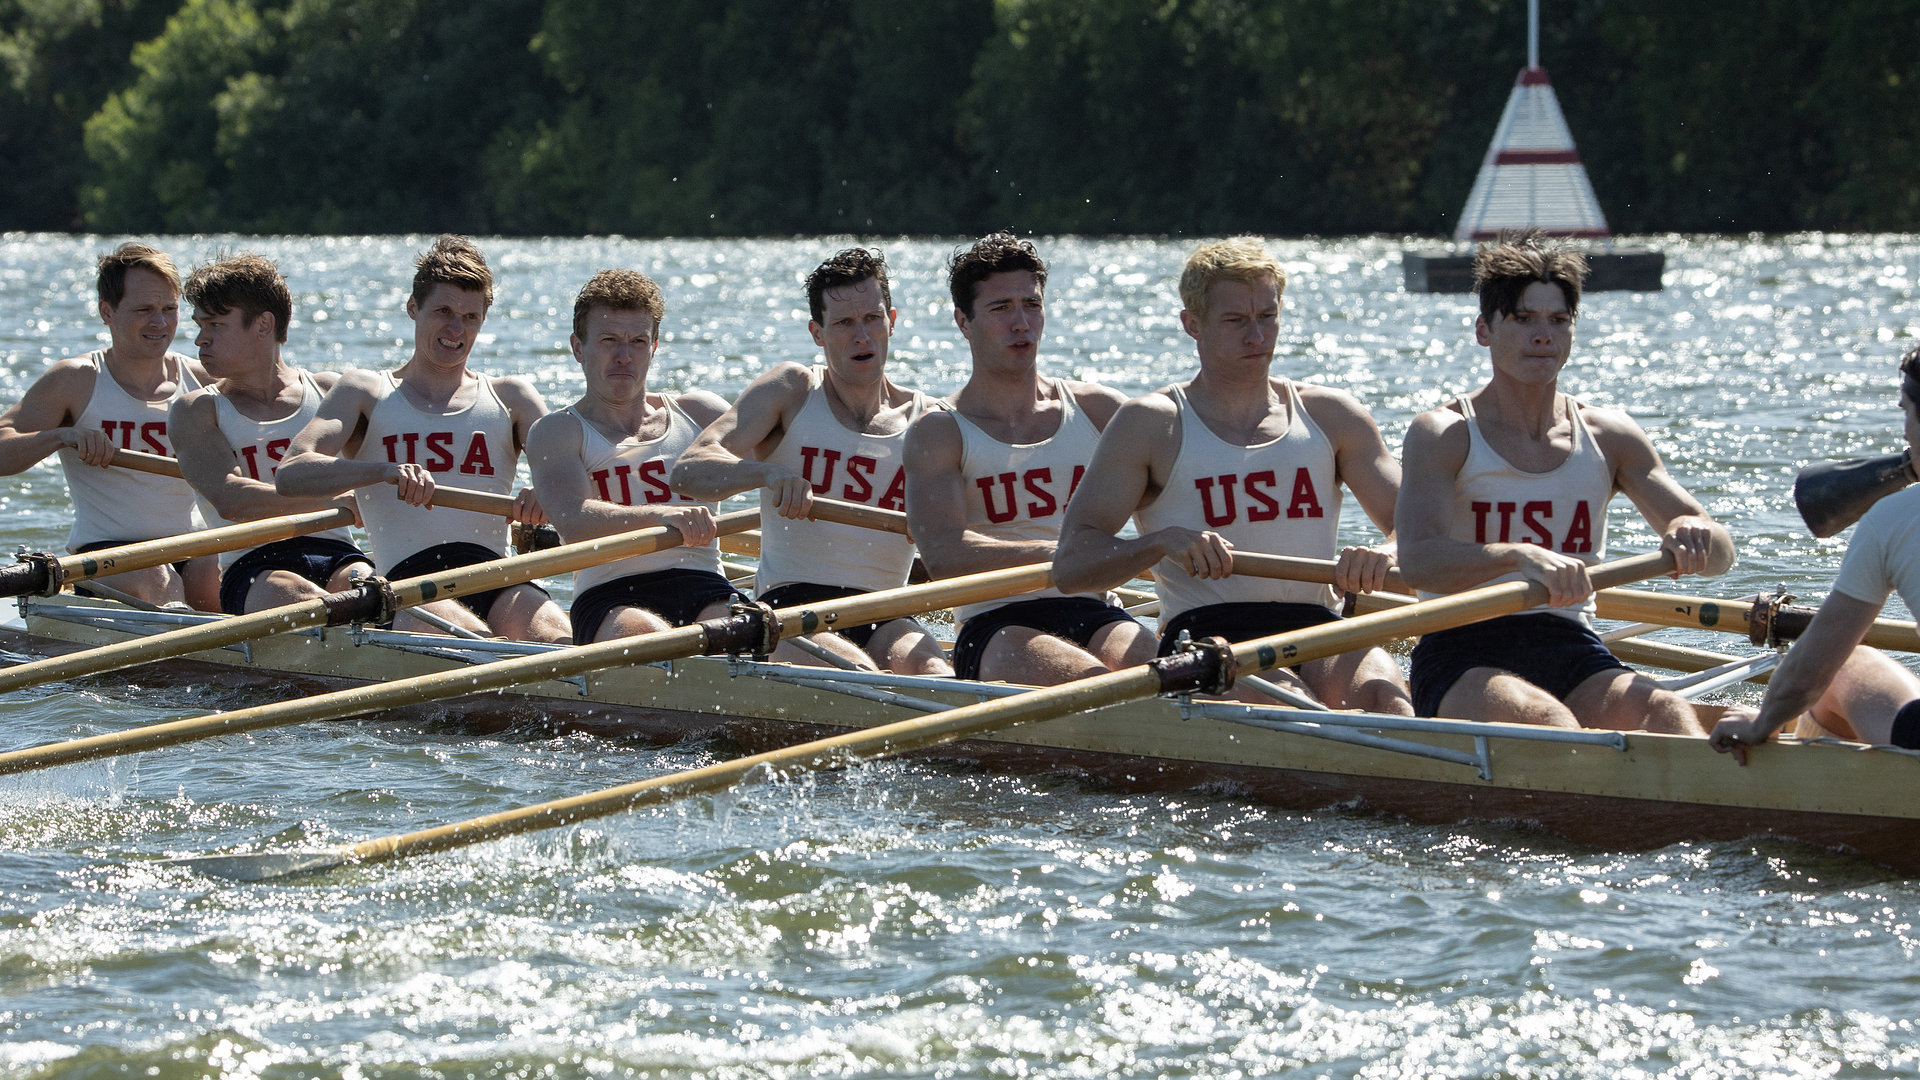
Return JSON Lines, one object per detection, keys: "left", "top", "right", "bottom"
{"left": 3, "top": 0, "right": 1915, "bottom": 236}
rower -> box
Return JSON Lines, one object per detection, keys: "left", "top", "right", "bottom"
{"left": 275, "top": 236, "right": 570, "bottom": 642}
{"left": 903, "top": 232, "right": 1157, "bottom": 684}
{"left": 672, "top": 248, "right": 952, "bottom": 674}
{"left": 1053, "top": 238, "right": 1410, "bottom": 711}
{"left": 526, "top": 269, "right": 737, "bottom": 643}
{"left": 171, "top": 255, "right": 371, "bottom": 613}
{"left": 1709, "top": 345, "right": 1920, "bottom": 762}
{"left": 0, "top": 242, "right": 219, "bottom": 610}
{"left": 1396, "top": 229, "right": 1734, "bottom": 733}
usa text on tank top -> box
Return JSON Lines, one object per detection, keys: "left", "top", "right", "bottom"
{"left": 756, "top": 365, "right": 924, "bottom": 594}
{"left": 951, "top": 378, "right": 1105, "bottom": 623}
{"left": 60, "top": 350, "right": 202, "bottom": 549}
{"left": 1426, "top": 394, "right": 1613, "bottom": 622}
{"left": 570, "top": 399, "right": 721, "bottom": 596}
{"left": 200, "top": 370, "right": 355, "bottom": 567}
{"left": 1136, "top": 381, "right": 1341, "bottom": 620}
{"left": 353, "top": 371, "right": 515, "bottom": 570}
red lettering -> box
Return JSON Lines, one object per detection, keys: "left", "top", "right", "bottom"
{"left": 1245, "top": 470, "right": 1281, "bottom": 522}
{"left": 842, "top": 455, "right": 876, "bottom": 503}
{"left": 976, "top": 473, "right": 1018, "bottom": 524}
{"left": 800, "top": 446, "right": 841, "bottom": 494}
{"left": 425, "top": 431, "right": 454, "bottom": 472}
{"left": 460, "top": 433, "right": 494, "bottom": 476}
{"left": 1068, "top": 465, "right": 1086, "bottom": 501}
{"left": 1522, "top": 500, "right": 1554, "bottom": 545}
{"left": 1471, "top": 500, "right": 1492, "bottom": 543}
{"left": 266, "top": 438, "right": 289, "bottom": 468}
{"left": 100, "top": 420, "right": 132, "bottom": 449}
{"left": 878, "top": 467, "right": 907, "bottom": 511}
{"left": 611, "top": 464, "right": 634, "bottom": 503}
{"left": 1196, "top": 475, "right": 1237, "bottom": 527}
{"left": 1284, "top": 468, "right": 1323, "bottom": 519}
{"left": 239, "top": 445, "right": 262, "bottom": 480}
{"left": 639, "top": 459, "right": 672, "bottom": 502}
{"left": 1562, "top": 500, "right": 1594, "bottom": 553}
{"left": 590, "top": 468, "right": 613, "bottom": 502}
{"left": 1023, "top": 467, "right": 1057, "bottom": 518}
{"left": 140, "top": 421, "right": 167, "bottom": 454}
{"left": 1494, "top": 501, "right": 1517, "bottom": 542}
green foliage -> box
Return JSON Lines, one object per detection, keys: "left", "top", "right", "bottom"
{"left": 0, "top": 0, "right": 1909, "bottom": 234}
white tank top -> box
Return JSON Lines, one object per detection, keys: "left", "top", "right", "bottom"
{"left": 1135, "top": 382, "right": 1341, "bottom": 620}
{"left": 755, "top": 366, "right": 924, "bottom": 594}
{"left": 199, "top": 370, "right": 356, "bottom": 568}
{"left": 568, "top": 399, "right": 722, "bottom": 595}
{"left": 60, "top": 350, "right": 203, "bottom": 549}
{"left": 1416, "top": 394, "right": 1613, "bottom": 623}
{"left": 951, "top": 379, "right": 1106, "bottom": 623}
{"left": 352, "top": 371, "right": 516, "bottom": 570}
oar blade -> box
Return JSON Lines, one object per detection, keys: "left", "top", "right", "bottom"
{"left": 1793, "top": 452, "right": 1914, "bottom": 538}
{"left": 167, "top": 848, "right": 352, "bottom": 882}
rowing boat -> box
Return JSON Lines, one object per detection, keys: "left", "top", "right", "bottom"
{"left": 7, "top": 585, "right": 1917, "bottom": 874}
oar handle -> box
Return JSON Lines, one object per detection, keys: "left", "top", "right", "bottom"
{"left": 0, "top": 507, "right": 359, "bottom": 598}
{"left": 806, "top": 497, "right": 910, "bottom": 535}
{"left": 1229, "top": 552, "right": 1412, "bottom": 594}
{"left": 111, "top": 448, "right": 517, "bottom": 516}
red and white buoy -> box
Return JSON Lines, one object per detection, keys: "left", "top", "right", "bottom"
{"left": 1404, "top": 0, "right": 1663, "bottom": 291}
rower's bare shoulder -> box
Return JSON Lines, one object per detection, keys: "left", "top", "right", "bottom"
{"left": 1061, "top": 379, "right": 1128, "bottom": 428}
{"left": 904, "top": 406, "right": 963, "bottom": 463}
{"left": 1405, "top": 403, "right": 1472, "bottom": 455}
{"left": 673, "top": 389, "right": 730, "bottom": 427}
{"left": 308, "top": 369, "right": 345, "bottom": 394}
{"left": 1294, "top": 381, "right": 1382, "bottom": 429}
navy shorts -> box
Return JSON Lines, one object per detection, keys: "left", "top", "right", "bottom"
{"left": 219, "top": 536, "right": 371, "bottom": 614}
{"left": 387, "top": 541, "right": 547, "bottom": 623}
{"left": 952, "top": 596, "right": 1140, "bottom": 681}
{"left": 758, "top": 582, "right": 893, "bottom": 651}
{"left": 571, "top": 568, "right": 744, "bottom": 645}
{"left": 1409, "top": 611, "right": 1630, "bottom": 718}
{"left": 1156, "top": 601, "right": 1341, "bottom": 662}
{"left": 1890, "top": 700, "right": 1920, "bottom": 748}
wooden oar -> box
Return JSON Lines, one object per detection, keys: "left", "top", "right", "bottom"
{"left": 109, "top": 447, "right": 519, "bottom": 516}
{"left": 0, "top": 562, "right": 1053, "bottom": 781}
{"left": 0, "top": 449, "right": 535, "bottom": 598}
{"left": 1596, "top": 586, "right": 1920, "bottom": 652}
{"left": 0, "top": 509, "right": 758, "bottom": 695}
{"left": 176, "top": 550, "right": 1675, "bottom": 882}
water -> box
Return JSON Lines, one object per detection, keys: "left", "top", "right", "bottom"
{"left": 2, "top": 233, "right": 1918, "bottom": 1077}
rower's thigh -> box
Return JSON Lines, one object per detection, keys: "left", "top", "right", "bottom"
{"left": 243, "top": 569, "right": 328, "bottom": 612}
{"left": 593, "top": 604, "right": 673, "bottom": 643}
{"left": 93, "top": 564, "right": 183, "bottom": 607}
{"left": 1087, "top": 618, "right": 1156, "bottom": 671}
{"left": 182, "top": 556, "right": 222, "bottom": 612}
{"left": 1303, "top": 646, "right": 1412, "bottom": 715}
{"left": 1818, "top": 646, "right": 1920, "bottom": 744}
{"left": 1437, "top": 668, "right": 1578, "bottom": 728}
{"left": 489, "top": 584, "right": 572, "bottom": 644}
{"left": 978, "top": 625, "right": 1105, "bottom": 686}
{"left": 396, "top": 598, "right": 489, "bottom": 637}
{"left": 1563, "top": 668, "right": 1703, "bottom": 735}
{"left": 867, "top": 617, "right": 953, "bottom": 676}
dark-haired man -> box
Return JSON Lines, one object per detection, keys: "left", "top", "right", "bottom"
{"left": 1396, "top": 231, "right": 1733, "bottom": 732}
{"left": 1709, "top": 345, "right": 1920, "bottom": 762}
{"left": 528, "top": 269, "right": 735, "bottom": 643}
{"left": 1054, "top": 237, "right": 1410, "bottom": 712}
{"left": 674, "top": 247, "right": 951, "bottom": 674}
{"left": 169, "top": 255, "right": 371, "bottom": 614}
{"left": 277, "top": 235, "right": 570, "bottom": 642}
{"left": 0, "top": 242, "right": 218, "bottom": 609}
{"left": 903, "top": 232, "right": 1157, "bottom": 685}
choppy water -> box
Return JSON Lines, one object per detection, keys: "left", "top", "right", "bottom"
{"left": 2, "top": 233, "right": 1918, "bottom": 1078}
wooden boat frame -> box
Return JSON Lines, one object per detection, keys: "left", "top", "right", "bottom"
{"left": 6, "top": 592, "right": 1918, "bottom": 873}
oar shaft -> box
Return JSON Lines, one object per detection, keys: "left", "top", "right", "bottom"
{"left": 0, "top": 564, "right": 1051, "bottom": 777}
{"left": 237, "top": 551, "right": 1678, "bottom": 879}
{"left": 0, "top": 508, "right": 357, "bottom": 598}
{"left": 0, "top": 511, "right": 759, "bottom": 695}
{"left": 1597, "top": 586, "right": 1920, "bottom": 652}
{"left": 111, "top": 447, "right": 517, "bottom": 516}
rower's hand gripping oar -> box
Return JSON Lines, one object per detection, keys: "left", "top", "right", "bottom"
{"left": 0, "top": 560, "right": 1056, "bottom": 784}
{"left": 0, "top": 508, "right": 765, "bottom": 695}
{"left": 174, "top": 549, "right": 1676, "bottom": 882}
{"left": 0, "top": 449, "right": 528, "bottom": 599}
{"left": 1792, "top": 449, "right": 1916, "bottom": 538}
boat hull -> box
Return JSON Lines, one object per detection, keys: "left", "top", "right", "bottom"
{"left": 6, "top": 595, "right": 1916, "bottom": 872}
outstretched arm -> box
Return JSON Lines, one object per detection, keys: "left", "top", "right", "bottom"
{"left": 1591, "top": 405, "right": 1735, "bottom": 578}
{"left": 275, "top": 371, "right": 400, "bottom": 497}
{"left": 170, "top": 391, "right": 351, "bottom": 521}
{"left": 1709, "top": 591, "right": 1881, "bottom": 763}
{"left": 904, "top": 411, "right": 1056, "bottom": 578}
{"left": 526, "top": 408, "right": 715, "bottom": 547}
{"left": 1307, "top": 385, "right": 1401, "bottom": 594}
{"left": 1054, "top": 394, "right": 1230, "bottom": 593}
{"left": 671, "top": 363, "right": 811, "bottom": 515}
{"left": 0, "top": 361, "right": 104, "bottom": 474}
